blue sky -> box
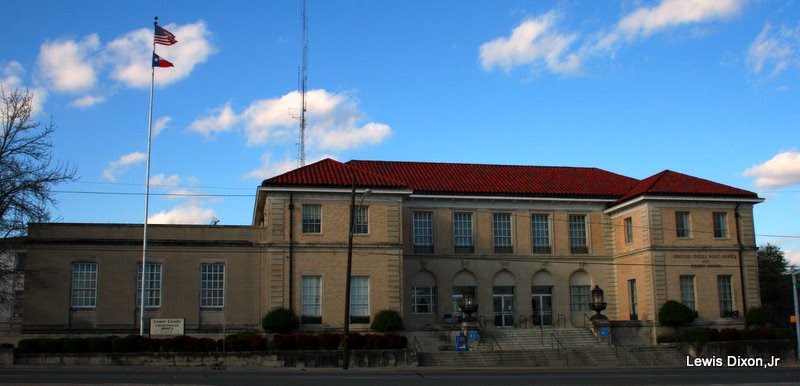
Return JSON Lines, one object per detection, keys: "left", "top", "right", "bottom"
{"left": 2, "top": 1, "right": 799, "bottom": 263}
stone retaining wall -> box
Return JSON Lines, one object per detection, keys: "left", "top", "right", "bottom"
{"left": 8, "top": 349, "right": 417, "bottom": 368}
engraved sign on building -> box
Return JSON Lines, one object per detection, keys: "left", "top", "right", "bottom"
{"left": 150, "top": 318, "right": 185, "bottom": 336}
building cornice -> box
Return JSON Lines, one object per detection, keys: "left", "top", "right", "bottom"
{"left": 604, "top": 195, "right": 764, "bottom": 214}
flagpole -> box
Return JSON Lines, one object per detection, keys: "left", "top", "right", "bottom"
{"left": 140, "top": 16, "right": 158, "bottom": 336}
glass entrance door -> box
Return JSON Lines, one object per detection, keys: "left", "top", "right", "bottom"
{"left": 531, "top": 286, "right": 553, "bottom": 326}
{"left": 493, "top": 286, "right": 514, "bottom": 327}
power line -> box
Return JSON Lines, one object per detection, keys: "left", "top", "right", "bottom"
{"left": 53, "top": 190, "right": 253, "bottom": 198}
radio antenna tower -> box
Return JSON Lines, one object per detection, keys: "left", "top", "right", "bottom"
{"left": 298, "top": 0, "right": 308, "bottom": 167}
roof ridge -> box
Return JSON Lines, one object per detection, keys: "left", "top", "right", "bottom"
{"left": 349, "top": 159, "right": 608, "bottom": 171}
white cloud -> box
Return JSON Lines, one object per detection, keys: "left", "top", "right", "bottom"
{"left": 1, "top": 61, "right": 25, "bottom": 89}
{"left": 37, "top": 34, "right": 100, "bottom": 92}
{"left": 149, "top": 173, "right": 181, "bottom": 187}
{"left": 1, "top": 62, "right": 48, "bottom": 115}
{"left": 148, "top": 204, "right": 217, "bottom": 224}
{"left": 747, "top": 23, "right": 799, "bottom": 77}
{"left": 190, "top": 89, "right": 392, "bottom": 151}
{"left": 102, "top": 151, "right": 146, "bottom": 181}
{"left": 743, "top": 150, "right": 800, "bottom": 189}
{"left": 481, "top": 0, "right": 743, "bottom": 75}
{"left": 244, "top": 153, "right": 335, "bottom": 180}
{"left": 105, "top": 21, "right": 215, "bottom": 88}
{"left": 479, "top": 12, "right": 580, "bottom": 74}
{"left": 69, "top": 95, "right": 105, "bottom": 108}
{"left": 153, "top": 116, "right": 172, "bottom": 137}
{"left": 189, "top": 103, "right": 238, "bottom": 138}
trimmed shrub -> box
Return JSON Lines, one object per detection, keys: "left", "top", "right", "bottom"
{"left": 111, "top": 335, "right": 153, "bottom": 352}
{"left": 384, "top": 333, "right": 408, "bottom": 349}
{"left": 294, "top": 334, "right": 320, "bottom": 350}
{"left": 347, "top": 333, "right": 366, "bottom": 350}
{"left": 719, "top": 328, "right": 740, "bottom": 341}
{"left": 364, "top": 334, "right": 386, "bottom": 349}
{"left": 370, "top": 310, "right": 403, "bottom": 332}
{"left": 773, "top": 328, "right": 796, "bottom": 340}
{"left": 262, "top": 308, "right": 299, "bottom": 333}
{"left": 272, "top": 334, "right": 296, "bottom": 350}
{"left": 87, "top": 337, "right": 113, "bottom": 353}
{"left": 745, "top": 306, "right": 770, "bottom": 326}
{"left": 658, "top": 300, "right": 696, "bottom": 328}
{"left": 0, "top": 343, "right": 13, "bottom": 349}
{"left": 319, "top": 333, "right": 342, "bottom": 350}
{"left": 683, "top": 328, "right": 716, "bottom": 343}
{"left": 63, "top": 338, "right": 90, "bottom": 353}
{"left": 226, "top": 333, "right": 267, "bottom": 352}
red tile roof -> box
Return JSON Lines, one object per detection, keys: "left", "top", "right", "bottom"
{"left": 262, "top": 159, "right": 759, "bottom": 204}
{"left": 347, "top": 160, "right": 639, "bottom": 199}
{"left": 262, "top": 158, "right": 406, "bottom": 189}
{"left": 613, "top": 170, "right": 759, "bottom": 204}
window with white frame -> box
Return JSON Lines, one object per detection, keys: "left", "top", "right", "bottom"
{"left": 628, "top": 279, "right": 638, "bottom": 319}
{"left": 568, "top": 214, "right": 589, "bottom": 254}
{"left": 302, "top": 204, "right": 321, "bottom": 233}
{"left": 200, "top": 263, "right": 225, "bottom": 308}
{"left": 624, "top": 217, "right": 633, "bottom": 244}
{"left": 71, "top": 262, "right": 98, "bottom": 308}
{"left": 680, "top": 275, "right": 696, "bottom": 310}
{"left": 350, "top": 276, "right": 370, "bottom": 323}
{"left": 531, "top": 214, "right": 551, "bottom": 254}
{"left": 493, "top": 212, "right": 513, "bottom": 253}
{"left": 570, "top": 285, "right": 590, "bottom": 311}
{"left": 453, "top": 212, "right": 474, "bottom": 253}
{"left": 675, "top": 211, "right": 691, "bottom": 238}
{"left": 718, "top": 275, "right": 735, "bottom": 317}
{"left": 412, "top": 286, "right": 436, "bottom": 314}
{"left": 413, "top": 211, "right": 433, "bottom": 253}
{"left": 136, "top": 263, "right": 162, "bottom": 308}
{"left": 301, "top": 276, "right": 322, "bottom": 324}
{"left": 713, "top": 212, "right": 728, "bottom": 238}
{"left": 353, "top": 206, "right": 369, "bottom": 235}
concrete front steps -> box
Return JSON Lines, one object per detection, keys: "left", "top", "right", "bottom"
{"left": 475, "top": 327, "right": 603, "bottom": 351}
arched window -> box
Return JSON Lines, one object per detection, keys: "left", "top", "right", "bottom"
{"left": 412, "top": 271, "right": 437, "bottom": 314}
{"left": 569, "top": 271, "right": 591, "bottom": 312}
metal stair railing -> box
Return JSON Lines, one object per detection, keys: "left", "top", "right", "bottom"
{"left": 490, "top": 336, "right": 503, "bottom": 365}
{"left": 550, "top": 332, "right": 569, "bottom": 366}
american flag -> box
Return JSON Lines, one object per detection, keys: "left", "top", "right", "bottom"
{"left": 154, "top": 25, "right": 177, "bottom": 46}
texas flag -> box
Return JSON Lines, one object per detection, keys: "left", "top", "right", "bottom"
{"left": 152, "top": 53, "right": 174, "bottom": 68}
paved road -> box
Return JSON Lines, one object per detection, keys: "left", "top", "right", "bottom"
{"left": 1, "top": 367, "right": 799, "bottom": 385}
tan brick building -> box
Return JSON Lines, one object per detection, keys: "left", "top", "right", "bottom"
{"left": 22, "top": 159, "right": 762, "bottom": 334}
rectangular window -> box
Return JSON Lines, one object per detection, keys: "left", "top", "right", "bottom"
{"left": 493, "top": 213, "right": 513, "bottom": 253}
{"left": 200, "top": 263, "right": 225, "bottom": 308}
{"left": 15, "top": 252, "right": 25, "bottom": 271}
{"left": 350, "top": 276, "right": 370, "bottom": 323}
{"left": 136, "top": 263, "right": 162, "bottom": 308}
{"left": 718, "top": 275, "right": 735, "bottom": 317}
{"left": 71, "top": 262, "right": 98, "bottom": 308}
{"left": 302, "top": 204, "right": 321, "bottom": 234}
{"left": 531, "top": 214, "right": 551, "bottom": 254}
{"left": 680, "top": 275, "right": 696, "bottom": 310}
{"left": 570, "top": 285, "right": 590, "bottom": 311}
{"left": 568, "top": 214, "right": 589, "bottom": 254}
{"left": 412, "top": 286, "right": 436, "bottom": 314}
{"left": 713, "top": 212, "right": 728, "bottom": 238}
{"left": 624, "top": 217, "right": 633, "bottom": 244}
{"left": 301, "top": 276, "right": 322, "bottom": 324}
{"left": 628, "top": 279, "right": 638, "bottom": 320}
{"left": 453, "top": 212, "right": 474, "bottom": 253}
{"left": 353, "top": 206, "right": 369, "bottom": 235}
{"left": 413, "top": 211, "right": 434, "bottom": 253}
{"left": 675, "top": 211, "right": 691, "bottom": 238}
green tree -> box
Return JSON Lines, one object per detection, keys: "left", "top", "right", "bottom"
{"left": 757, "top": 243, "right": 794, "bottom": 326}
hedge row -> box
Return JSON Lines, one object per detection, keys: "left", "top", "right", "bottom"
{"left": 658, "top": 327, "right": 796, "bottom": 343}
{"left": 17, "top": 333, "right": 267, "bottom": 354}
{"left": 15, "top": 332, "right": 407, "bottom": 353}
{"left": 272, "top": 332, "right": 407, "bottom": 350}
